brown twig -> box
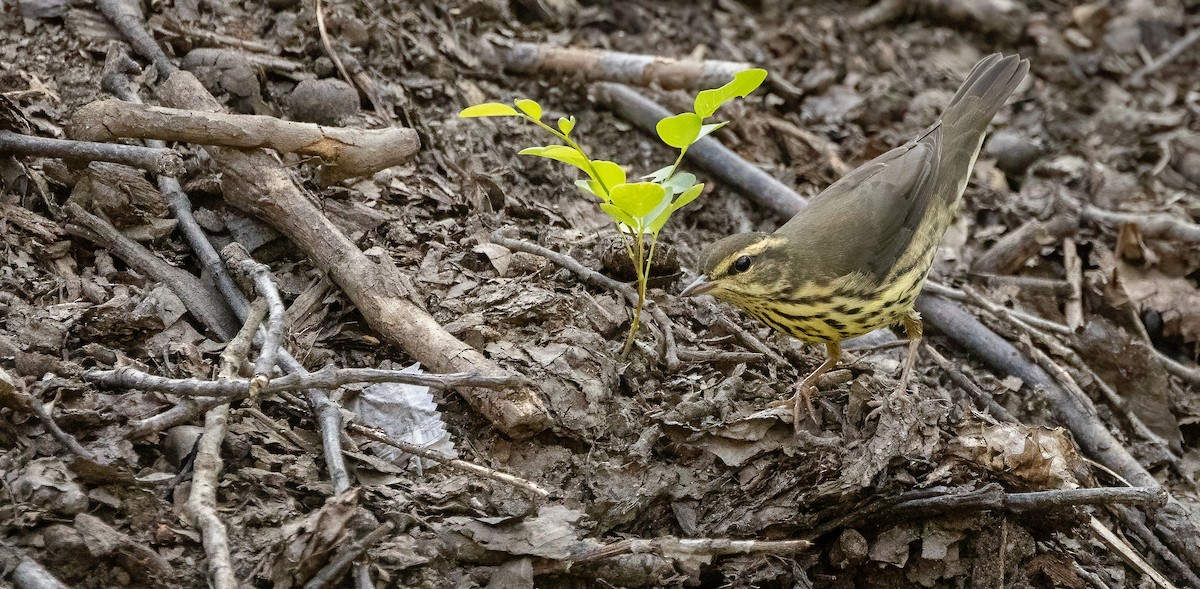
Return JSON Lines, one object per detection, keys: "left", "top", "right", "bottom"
{"left": 0, "top": 130, "right": 184, "bottom": 176}
{"left": 568, "top": 537, "right": 813, "bottom": 566}
{"left": 1154, "top": 349, "right": 1200, "bottom": 387}
{"left": 67, "top": 100, "right": 417, "bottom": 183}
{"left": 923, "top": 281, "right": 1072, "bottom": 335}
{"left": 187, "top": 300, "right": 264, "bottom": 589}
{"left": 1114, "top": 506, "right": 1200, "bottom": 588}
{"left": 1082, "top": 205, "right": 1200, "bottom": 243}
{"left": 1, "top": 369, "right": 96, "bottom": 462}
{"left": 887, "top": 484, "right": 1165, "bottom": 518}
{"left": 64, "top": 201, "right": 241, "bottom": 339}
{"left": 145, "top": 70, "right": 547, "bottom": 438}
{"left": 302, "top": 522, "right": 395, "bottom": 589}
{"left": 493, "top": 40, "right": 764, "bottom": 91}
{"left": 491, "top": 230, "right": 680, "bottom": 371}
{"left": 713, "top": 315, "right": 788, "bottom": 366}
{"left": 1128, "top": 27, "right": 1200, "bottom": 87}
{"left": 1063, "top": 238, "right": 1084, "bottom": 330}
{"left": 1089, "top": 517, "right": 1181, "bottom": 589}
{"left": 88, "top": 365, "right": 526, "bottom": 398}
{"left": 315, "top": 0, "right": 355, "bottom": 101}
{"left": 923, "top": 345, "right": 1016, "bottom": 422}
{"left": 347, "top": 424, "right": 551, "bottom": 498}
{"left": 676, "top": 348, "right": 764, "bottom": 364}
{"left": 971, "top": 212, "right": 1080, "bottom": 275}
{"left": 314, "top": 0, "right": 391, "bottom": 124}
{"left": 971, "top": 273, "right": 1075, "bottom": 296}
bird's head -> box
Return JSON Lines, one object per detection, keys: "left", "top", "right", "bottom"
{"left": 680, "top": 232, "right": 791, "bottom": 303}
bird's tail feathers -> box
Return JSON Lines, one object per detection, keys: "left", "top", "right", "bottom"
{"left": 942, "top": 53, "right": 1029, "bottom": 136}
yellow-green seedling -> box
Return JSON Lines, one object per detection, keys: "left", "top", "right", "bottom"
{"left": 461, "top": 69, "right": 768, "bottom": 356}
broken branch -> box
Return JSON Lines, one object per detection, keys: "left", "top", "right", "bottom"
{"left": 87, "top": 365, "right": 526, "bottom": 398}
{"left": 0, "top": 130, "right": 184, "bottom": 176}
{"left": 1082, "top": 205, "right": 1200, "bottom": 243}
{"left": 494, "top": 40, "right": 756, "bottom": 91}
{"left": 67, "top": 100, "right": 418, "bottom": 182}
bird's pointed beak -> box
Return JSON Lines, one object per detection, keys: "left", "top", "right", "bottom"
{"left": 680, "top": 275, "right": 717, "bottom": 298}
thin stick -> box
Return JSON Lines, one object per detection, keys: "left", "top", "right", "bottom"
{"left": 924, "top": 281, "right": 1072, "bottom": 335}
{"left": 1063, "top": 238, "right": 1083, "bottom": 330}
{"left": 314, "top": 0, "right": 354, "bottom": 99}
{"left": 1, "top": 374, "right": 97, "bottom": 462}
{"left": 888, "top": 485, "right": 1164, "bottom": 516}
{"left": 188, "top": 300, "right": 264, "bottom": 589}
{"left": 0, "top": 130, "right": 184, "bottom": 176}
{"left": 971, "top": 213, "right": 1080, "bottom": 276}
{"left": 302, "top": 522, "right": 394, "bottom": 589}
{"left": 88, "top": 365, "right": 526, "bottom": 398}
{"left": 494, "top": 40, "right": 761, "bottom": 91}
{"left": 1154, "top": 349, "right": 1200, "bottom": 387}
{"left": 238, "top": 259, "right": 287, "bottom": 388}
{"left": 1089, "top": 517, "right": 1180, "bottom": 589}
{"left": 923, "top": 345, "right": 1016, "bottom": 422}
{"left": 1128, "top": 27, "right": 1200, "bottom": 86}
{"left": 970, "top": 273, "right": 1075, "bottom": 296}
{"left": 1113, "top": 506, "right": 1200, "bottom": 588}
{"left": 64, "top": 201, "right": 240, "bottom": 339}
{"left": 714, "top": 315, "right": 788, "bottom": 366}
{"left": 1082, "top": 205, "right": 1200, "bottom": 243}
{"left": 347, "top": 424, "right": 551, "bottom": 499}
{"left": 569, "top": 537, "right": 813, "bottom": 565}
{"left": 675, "top": 348, "right": 765, "bottom": 364}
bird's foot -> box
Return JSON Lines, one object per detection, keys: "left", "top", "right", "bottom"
{"left": 769, "top": 382, "right": 818, "bottom": 432}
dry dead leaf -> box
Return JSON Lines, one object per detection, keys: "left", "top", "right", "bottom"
{"left": 950, "top": 424, "right": 1083, "bottom": 489}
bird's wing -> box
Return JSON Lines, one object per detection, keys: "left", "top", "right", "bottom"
{"left": 776, "top": 126, "right": 941, "bottom": 282}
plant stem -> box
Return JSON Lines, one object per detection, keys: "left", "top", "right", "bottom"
{"left": 524, "top": 115, "right": 614, "bottom": 196}
{"left": 621, "top": 233, "right": 646, "bottom": 357}
{"left": 663, "top": 147, "right": 688, "bottom": 183}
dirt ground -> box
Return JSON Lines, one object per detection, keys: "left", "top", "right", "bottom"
{"left": 3, "top": 0, "right": 1200, "bottom": 587}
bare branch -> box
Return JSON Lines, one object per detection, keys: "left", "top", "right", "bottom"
{"left": 0, "top": 130, "right": 184, "bottom": 176}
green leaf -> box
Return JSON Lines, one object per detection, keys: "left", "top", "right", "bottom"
{"left": 671, "top": 182, "right": 705, "bottom": 211}
{"left": 558, "top": 116, "right": 575, "bottom": 135}
{"left": 519, "top": 145, "right": 590, "bottom": 172}
{"left": 515, "top": 99, "right": 542, "bottom": 119}
{"left": 575, "top": 179, "right": 596, "bottom": 197}
{"left": 590, "top": 160, "right": 626, "bottom": 194}
{"left": 642, "top": 192, "right": 674, "bottom": 235}
{"left": 693, "top": 68, "right": 768, "bottom": 118}
{"left": 642, "top": 165, "right": 674, "bottom": 183}
{"left": 610, "top": 182, "right": 668, "bottom": 219}
{"left": 661, "top": 172, "right": 697, "bottom": 196}
{"left": 656, "top": 112, "right": 703, "bottom": 149}
{"left": 600, "top": 202, "right": 639, "bottom": 230}
{"left": 697, "top": 122, "right": 727, "bottom": 141}
{"left": 460, "top": 103, "right": 520, "bottom": 117}
{"left": 647, "top": 207, "right": 676, "bottom": 234}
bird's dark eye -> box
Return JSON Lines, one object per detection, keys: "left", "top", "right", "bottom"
{"left": 733, "top": 255, "right": 752, "bottom": 274}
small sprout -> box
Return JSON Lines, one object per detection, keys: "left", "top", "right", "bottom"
{"left": 558, "top": 116, "right": 576, "bottom": 135}
{"left": 459, "top": 68, "right": 768, "bottom": 357}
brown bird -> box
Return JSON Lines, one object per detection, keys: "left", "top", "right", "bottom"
{"left": 681, "top": 54, "right": 1029, "bottom": 428}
